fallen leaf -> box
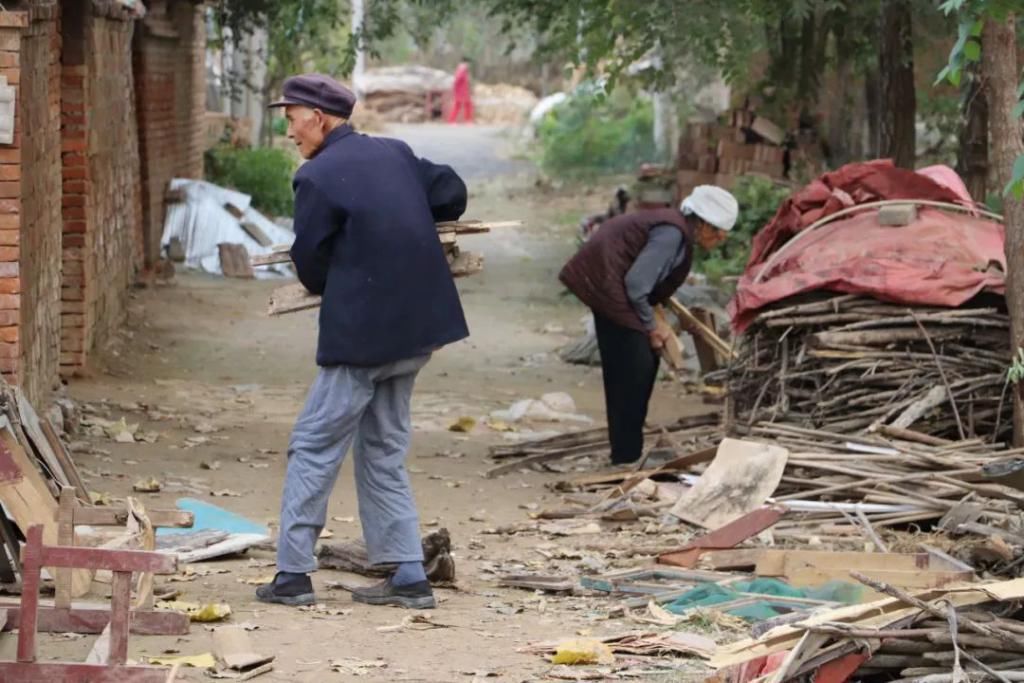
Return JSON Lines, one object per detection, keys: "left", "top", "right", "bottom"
{"left": 376, "top": 614, "right": 452, "bottom": 633}
{"left": 157, "top": 600, "right": 232, "bottom": 623}
{"left": 319, "top": 529, "right": 334, "bottom": 539}
{"left": 298, "top": 604, "right": 352, "bottom": 616}
{"left": 148, "top": 652, "right": 217, "bottom": 668}
{"left": 211, "top": 489, "right": 242, "bottom": 497}
{"left": 237, "top": 575, "right": 275, "bottom": 586}
{"left": 184, "top": 436, "right": 211, "bottom": 448}
{"left": 193, "top": 421, "right": 219, "bottom": 434}
{"left": 551, "top": 639, "right": 615, "bottom": 666}
{"left": 90, "top": 491, "right": 113, "bottom": 506}
{"left": 133, "top": 477, "right": 162, "bottom": 493}
{"left": 137, "top": 431, "right": 161, "bottom": 444}
{"left": 200, "top": 460, "right": 222, "bottom": 471}
{"left": 331, "top": 516, "right": 355, "bottom": 524}
{"left": 250, "top": 463, "right": 270, "bottom": 469}
{"left": 485, "top": 419, "right": 515, "bottom": 433}
{"left": 448, "top": 416, "right": 477, "bottom": 433}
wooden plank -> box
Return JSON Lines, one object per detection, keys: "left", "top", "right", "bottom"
{"left": 39, "top": 544, "right": 177, "bottom": 574}
{"left": 659, "top": 506, "right": 786, "bottom": 568}
{"left": 779, "top": 558, "right": 972, "bottom": 590}
{"left": 108, "top": 572, "right": 131, "bottom": 665}
{"left": 15, "top": 387, "right": 70, "bottom": 488}
{"left": 74, "top": 507, "right": 194, "bottom": 529}
{"left": 55, "top": 488, "right": 75, "bottom": 610}
{"left": 667, "top": 297, "right": 736, "bottom": 359}
{"left": 654, "top": 306, "right": 684, "bottom": 370}
{"left": 268, "top": 283, "right": 320, "bottom": 316}
{"left": 0, "top": 604, "right": 190, "bottom": 635}
{"left": 671, "top": 439, "right": 789, "bottom": 528}
{"left": 250, "top": 250, "right": 292, "bottom": 267}
{"left": 0, "top": 422, "right": 92, "bottom": 596}
{"left": 0, "top": 662, "right": 170, "bottom": 682}
{"left": 218, "top": 243, "right": 254, "bottom": 279}
{"left": 40, "top": 418, "right": 89, "bottom": 502}
{"left": 700, "top": 549, "right": 765, "bottom": 570}
{"left": 16, "top": 525, "right": 42, "bottom": 664}
{"left": 755, "top": 550, "right": 935, "bottom": 577}
{"left": 239, "top": 220, "right": 272, "bottom": 247}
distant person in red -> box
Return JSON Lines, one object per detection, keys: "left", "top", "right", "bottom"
{"left": 448, "top": 60, "right": 474, "bottom": 124}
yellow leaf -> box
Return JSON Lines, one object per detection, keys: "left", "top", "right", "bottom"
{"left": 237, "top": 575, "right": 275, "bottom": 586}
{"left": 157, "top": 600, "right": 232, "bottom": 623}
{"left": 133, "top": 477, "right": 162, "bottom": 493}
{"left": 148, "top": 652, "right": 217, "bottom": 668}
{"left": 485, "top": 419, "right": 515, "bottom": 433}
{"left": 448, "top": 416, "right": 476, "bottom": 433}
{"left": 551, "top": 639, "right": 615, "bottom": 666}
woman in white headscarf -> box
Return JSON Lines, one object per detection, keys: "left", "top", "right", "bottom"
{"left": 559, "top": 185, "right": 738, "bottom": 464}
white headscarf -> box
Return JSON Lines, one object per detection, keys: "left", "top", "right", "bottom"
{"left": 680, "top": 185, "right": 739, "bottom": 232}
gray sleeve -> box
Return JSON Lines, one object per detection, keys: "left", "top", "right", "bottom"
{"left": 624, "top": 226, "right": 684, "bottom": 331}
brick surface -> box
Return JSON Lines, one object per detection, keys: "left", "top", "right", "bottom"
{"left": 16, "top": 10, "right": 62, "bottom": 404}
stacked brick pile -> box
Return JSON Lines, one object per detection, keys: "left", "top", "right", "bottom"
{"left": 675, "top": 110, "right": 788, "bottom": 201}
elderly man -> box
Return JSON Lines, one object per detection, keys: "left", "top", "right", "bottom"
{"left": 256, "top": 74, "right": 469, "bottom": 609}
{"left": 559, "top": 185, "right": 738, "bottom": 465}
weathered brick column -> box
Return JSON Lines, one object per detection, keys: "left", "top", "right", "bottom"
{"left": 1, "top": 4, "right": 62, "bottom": 405}
{"left": 60, "top": 0, "right": 143, "bottom": 375}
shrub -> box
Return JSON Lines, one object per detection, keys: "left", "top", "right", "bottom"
{"left": 204, "top": 145, "right": 297, "bottom": 217}
{"left": 537, "top": 86, "right": 656, "bottom": 176}
{"left": 694, "top": 175, "right": 791, "bottom": 286}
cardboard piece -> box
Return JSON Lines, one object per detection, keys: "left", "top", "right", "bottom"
{"left": 213, "top": 626, "right": 275, "bottom": 672}
{"left": 670, "top": 439, "right": 789, "bottom": 528}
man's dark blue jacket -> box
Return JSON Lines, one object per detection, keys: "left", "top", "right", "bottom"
{"left": 289, "top": 124, "right": 470, "bottom": 367}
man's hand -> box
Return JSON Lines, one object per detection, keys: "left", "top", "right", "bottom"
{"left": 649, "top": 326, "right": 673, "bottom": 350}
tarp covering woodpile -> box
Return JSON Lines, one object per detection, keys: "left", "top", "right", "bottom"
{"left": 720, "top": 160, "right": 1011, "bottom": 441}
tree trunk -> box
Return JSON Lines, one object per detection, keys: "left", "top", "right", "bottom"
{"left": 956, "top": 61, "right": 989, "bottom": 203}
{"left": 983, "top": 14, "right": 1024, "bottom": 446}
{"left": 878, "top": 0, "right": 916, "bottom": 168}
{"left": 864, "top": 67, "right": 881, "bottom": 158}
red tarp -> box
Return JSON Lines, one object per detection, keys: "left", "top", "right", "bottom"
{"left": 729, "top": 160, "right": 1006, "bottom": 331}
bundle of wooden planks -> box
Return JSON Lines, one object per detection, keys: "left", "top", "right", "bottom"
{"left": 714, "top": 294, "right": 1012, "bottom": 443}
{"left": 255, "top": 220, "right": 516, "bottom": 316}
{"left": 0, "top": 378, "right": 93, "bottom": 593}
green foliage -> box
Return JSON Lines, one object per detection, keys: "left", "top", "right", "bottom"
{"left": 694, "top": 176, "right": 791, "bottom": 285}
{"left": 271, "top": 115, "right": 287, "bottom": 137}
{"left": 937, "top": 0, "right": 1024, "bottom": 198}
{"left": 1009, "top": 347, "right": 1024, "bottom": 384}
{"left": 536, "top": 87, "right": 656, "bottom": 176}
{"left": 204, "top": 145, "right": 297, "bottom": 217}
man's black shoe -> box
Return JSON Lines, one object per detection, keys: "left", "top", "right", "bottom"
{"left": 351, "top": 577, "right": 436, "bottom": 609}
{"left": 255, "top": 571, "right": 316, "bottom": 606}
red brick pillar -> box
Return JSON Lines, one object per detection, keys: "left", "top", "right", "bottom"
{"left": 60, "top": 3, "right": 87, "bottom": 372}
{"left": 0, "top": 5, "right": 63, "bottom": 405}
{"left": 0, "top": 15, "right": 26, "bottom": 386}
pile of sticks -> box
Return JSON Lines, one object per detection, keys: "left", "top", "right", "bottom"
{"left": 485, "top": 413, "right": 722, "bottom": 478}
{"left": 716, "top": 573, "right": 1024, "bottom": 683}
{"left": 716, "top": 294, "right": 1012, "bottom": 442}
{"left": 735, "top": 423, "right": 1024, "bottom": 561}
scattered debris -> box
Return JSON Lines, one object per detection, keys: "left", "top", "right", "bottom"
{"left": 157, "top": 600, "right": 232, "bottom": 623}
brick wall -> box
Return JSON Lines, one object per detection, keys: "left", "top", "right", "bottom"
{"left": 134, "top": 0, "right": 205, "bottom": 267}
{"left": 12, "top": 4, "right": 62, "bottom": 406}
{"left": 60, "top": 0, "right": 142, "bottom": 373}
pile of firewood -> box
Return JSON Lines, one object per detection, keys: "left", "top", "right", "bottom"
{"left": 713, "top": 294, "right": 1012, "bottom": 443}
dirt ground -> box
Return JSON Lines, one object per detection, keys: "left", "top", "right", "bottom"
{"left": 35, "top": 124, "right": 710, "bottom": 681}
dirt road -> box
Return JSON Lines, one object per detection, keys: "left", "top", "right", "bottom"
{"left": 45, "top": 124, "right": 705, "bottom": 681}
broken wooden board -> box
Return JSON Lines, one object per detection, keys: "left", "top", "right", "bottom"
{"left": 268, "top": 283, "right": 320, "bottom": 316}
{"left": 239, "top": 220, "right": 272, "bottom": 247}
{"left": 218, "top": 243, "right": 254, "bottom": 279}
{"left": 0, "top": 419, "right": 92, "bottom": 596}
{"left": 670, "top": 438, "right": 789, "bottom": 528}
{"left": 15, "top": 387, "right": 72, "bottom": 491}
{"left": 448, "top": 250, "right": 484, "bottom": 278}
{"left": 498, "top": 574, "right": 575, "bottom": 593}
{"left": 659, "top": 506, "right": 786, "bottom": 568}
